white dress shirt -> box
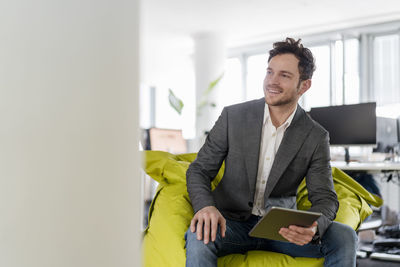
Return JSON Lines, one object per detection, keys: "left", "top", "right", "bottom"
{"left": 251, "top": 104, "right": 297, "bottom": 216}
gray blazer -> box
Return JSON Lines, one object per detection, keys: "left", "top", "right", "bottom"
{"left": 186, "top": 98, "right": 339, "bottom": 237}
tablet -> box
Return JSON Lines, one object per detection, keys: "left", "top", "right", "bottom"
{"left": 248, "top": 207, "right": 322, "bottom": 242}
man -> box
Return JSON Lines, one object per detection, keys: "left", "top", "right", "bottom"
{"left": 185, "top": 38, "right": 358, "bottom": 267}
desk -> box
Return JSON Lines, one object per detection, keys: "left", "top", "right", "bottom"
{"left": 331, "top": 161, "right": 400, "bottom": 172}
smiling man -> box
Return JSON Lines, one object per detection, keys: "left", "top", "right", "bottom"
{"left": 185, "top": 38, "right": 358, "bottom": 267}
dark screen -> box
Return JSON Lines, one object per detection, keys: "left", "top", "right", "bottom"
{"left": 309, "top": 102, "right": 376, "bottom": 146}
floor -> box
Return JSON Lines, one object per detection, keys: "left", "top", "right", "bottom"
{"left": 357, "top": 258, "right": 399, "bottom": 266}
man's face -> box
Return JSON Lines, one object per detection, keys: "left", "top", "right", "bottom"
{"left": 263, "top": 53, "right": 310, "bottom": 107}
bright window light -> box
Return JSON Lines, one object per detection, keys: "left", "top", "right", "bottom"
{"left": 373, "top": 34, "right": 400, "bottom": 105}
{"left": 218, "top": 58, "right": 243, "bottom": 107}
{"left": 303, "top": 45, "right": 331, "bottom": 109}
{"left": 344, "top": 39, "right": 360, "bottom": 104}
{"left": 246, "top": 54, "right": 267, "bottom": 101}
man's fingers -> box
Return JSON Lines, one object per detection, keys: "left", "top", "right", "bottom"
{"left": 203, "top": 217, "right": 211, "bottom": 244}
{"left": 288, "top": 225, "right": 306, "bottom": 233}
{"left": 196, "top": 218, "right": 204, "bottom": 241}
{"left": 190, "top": 206, "right": 226, "bottom": 243}
{"left": 280, "top": 228, "right": 297, "bottom": 242}
{"left": 288, "top": 225, "right": 314, "bottom": 236}
{"left": 190, "top": 217, "right": 197, "bottom": 233}
{"left": 219, "top": 217, "right": 226, "bottom": 238}
{"left": 282, "top": 233, "right": 306, "bottom": 245}
{"left": 278, "top": 220, "right": 318, "bottom": 245}
{"left": 279, "top": 227, "right": 312, "bottom": 246}
{"left": 210, "top": 215, "right": 219, "bottom": 242}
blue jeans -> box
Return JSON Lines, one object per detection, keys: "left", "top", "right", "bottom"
{"left": 185, "top": 215, "right": 357, "bottom": 267}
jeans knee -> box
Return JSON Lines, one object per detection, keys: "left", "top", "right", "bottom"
{"left": 321, "top": 222, "right": 358, "bottom": 267}
{"left": 185, "top": 228, "right": 218, "bottom": 256}
{"left": 340, "top": 224, "right": 358, "bottom": 247}
{"left": 326, "top": 222, "right": 358, "bottom": 251}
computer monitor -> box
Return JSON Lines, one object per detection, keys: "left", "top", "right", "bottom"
{"left": 374, "top": 117, "right": 398, "bottom": 153}
{"left": 309, "top": 102, "right": 377, "bottom": 146}
{"left": 309, "top": 102, "right": 377, "bottom": 163}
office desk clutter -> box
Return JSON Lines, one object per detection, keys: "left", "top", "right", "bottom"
{"left": 357, "top": 205, "right": 400, "bottom": 263}
{"left": 309, "top": 102, "right": 400, "bottom": 164}
{"left": 309, "top": 103, "right": 377, "bottom": 163}
{"left": 330, "top": 153, "right": 400, "bottom": 263}
{"left": 316, "top": 103, "right": 400, "bottom": 264}
{"left": 142, "top": 151, "right": 382, "bottom": 267}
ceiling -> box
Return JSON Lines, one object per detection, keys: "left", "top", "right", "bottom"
{"left": 141, "top": 0, "right": 400, "bottom": 48}
{"left": 140, "top": 0, "right": 400, "bottom": 84}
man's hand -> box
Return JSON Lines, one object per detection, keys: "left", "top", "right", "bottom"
{"left": 279, "top": 221, "right": 318, "bottom": 246}
{"left": 190, "top": 206, "right": 226, "bottom": 244}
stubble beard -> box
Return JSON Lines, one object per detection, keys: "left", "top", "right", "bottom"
{"left": 264, "top": 82, "right": 302, "bottom": 107}
{"left": 264, "top": 86, "right": 298, "bottom": 107}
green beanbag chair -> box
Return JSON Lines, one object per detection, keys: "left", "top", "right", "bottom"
{"left": 142, "top": 151, "right": 383, "bottom": 267}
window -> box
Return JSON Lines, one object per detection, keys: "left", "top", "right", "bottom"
{"left": 373, "top": 34, "right": 400, "bottom": 106}
{"left": 246, "top": 54, "right": 267, "bottom": 101}
{"left": 301, "top": 38, "right": 360, "bottom": 110}
{"left": 344, "top": 39, "right": 360, "bottom": 104}
{"left": 303, "top": 45, "right": 331, "bottom": 109}
{"left": 333, "top": 40, "right": 344, "bottom": 105}
{"left": 218, "top": 58, "right": 243, "bottom": 108}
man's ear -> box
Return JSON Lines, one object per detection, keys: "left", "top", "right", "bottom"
{"left": 298, "top": 79, "right": 311, "bottom": 96}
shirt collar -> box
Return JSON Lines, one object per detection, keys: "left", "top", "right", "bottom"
{"left": 263, "top": 104, "right": 298, "bottom": 130}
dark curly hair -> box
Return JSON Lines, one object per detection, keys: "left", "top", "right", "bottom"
{"left": 268, "top": 37, "right": 316, "bottom": 81}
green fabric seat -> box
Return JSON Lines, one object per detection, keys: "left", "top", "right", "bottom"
{"left": 142, "top": 151, "right": 383, "bottom": 267}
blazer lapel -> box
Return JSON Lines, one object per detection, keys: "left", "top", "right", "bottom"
{"left": 243, "top": 98, "right": 265, "bottom": 197}
{"left": 264, "top": 106, "right": 313, "bottom": 199}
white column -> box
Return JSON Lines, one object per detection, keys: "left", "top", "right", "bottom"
{"left": 193, "top": 32, "right": 226, "bottom": 148}
{"left": 0, "top": 1, "right": 141, "bottom": 267}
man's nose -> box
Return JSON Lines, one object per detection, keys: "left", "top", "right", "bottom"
{"left": 268, "top": 73, "right": 279, "bottom": 84}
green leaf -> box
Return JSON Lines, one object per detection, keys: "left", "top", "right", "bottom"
{"left": 197, "top": 100, "right": 208, "bottom": 110}
{"left": 168, "top": 89, "right": 184, "bottom": 115}
{"left": 204, "top": 73, "right": 224, "bottom": 96}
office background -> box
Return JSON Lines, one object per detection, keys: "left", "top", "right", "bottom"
{"left": 140, "top": 1, "right": 400, "bottom": 214}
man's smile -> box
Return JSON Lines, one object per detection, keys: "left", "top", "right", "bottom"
{"left": 266, "top": 86, "right": 283, "bottom": 95}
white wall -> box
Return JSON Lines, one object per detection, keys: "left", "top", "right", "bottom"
{"left": 140, "top": 34, "right": 196, "bottom": 138}
{"left": 0, "top": 1, "right": 141, "bottom": 267}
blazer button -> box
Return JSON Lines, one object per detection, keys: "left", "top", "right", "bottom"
{"left": 248, "top": 202, "right": 253, "bottom": 207}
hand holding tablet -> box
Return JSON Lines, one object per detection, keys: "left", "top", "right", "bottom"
{"left": 248, "top": 207, "right": 321, "bottom": 242}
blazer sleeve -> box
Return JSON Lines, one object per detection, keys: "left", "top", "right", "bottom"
{"left": 305, "top": 131, "right": 339, "bottom": 238}
{"left": 186, "top": 107, "right": 229, "bottom": 214}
